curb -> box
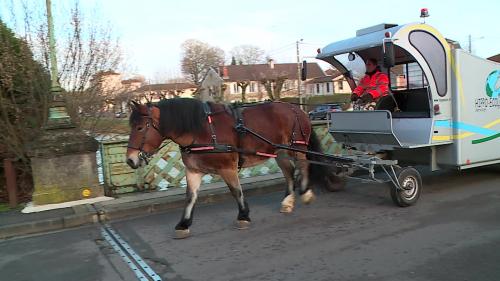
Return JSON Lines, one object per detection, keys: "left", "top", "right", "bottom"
{"left": 96, "top": 177, "right": 285, "bottom": 221}
{"left": 0, "top": 212, "right": 98, "bottom": 240}
{"left": 0, "top": 177, "right": 285, "bottom": 239}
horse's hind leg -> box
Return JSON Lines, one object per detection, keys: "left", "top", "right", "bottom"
{"left": 276, "top": 151, "right": 296, "bottom": 213}
{"left": 174, "top": 169, "right": 203, "bottom": 239}
{"left": 219, "top": 169, "right": 251, "bottom": 229}
{"left": 296, "top": 152, "right": 315, "bottom": 204}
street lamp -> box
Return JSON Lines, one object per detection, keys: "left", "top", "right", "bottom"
{"left": 44, "top": 0, "right": 73, "bottom": 129}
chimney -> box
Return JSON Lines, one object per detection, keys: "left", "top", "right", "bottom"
{"left": 222, "top": 66, "right": 229, "bottom": 79}
{"left": 268, "top": 59, "right": 275, "bottom": 69}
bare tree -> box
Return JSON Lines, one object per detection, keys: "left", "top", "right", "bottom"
{"left": 181, "top": 39, "right": 225, "bottom": 85}
{"left": 231, "top": 45, "right": 265, "bottom": 65}
{"left": 1, "top": 1, "right": 125, "bottom": 153}
{"left": 260, "top": 76, "right": 287, "bottom": 101}
{"left": 237, "top": 81, "right": 249, "bottom": 102}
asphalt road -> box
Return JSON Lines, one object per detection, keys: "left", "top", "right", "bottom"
{"left": 1, "top": 166, "right": 499, "bottom": 281}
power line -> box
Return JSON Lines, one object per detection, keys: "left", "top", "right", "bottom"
{"left": 300, "top": 42, "right": 323, "bottom": 46}
{"left": 266, "top": 42, "right": 296, "bottom": 55}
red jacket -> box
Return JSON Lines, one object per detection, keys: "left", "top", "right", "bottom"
{"left": 353, "top": 70, "right": 389, "bottom": 99}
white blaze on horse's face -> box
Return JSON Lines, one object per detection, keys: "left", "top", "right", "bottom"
{"left": 126, "top": 149, "right": 142, "bottom": 169}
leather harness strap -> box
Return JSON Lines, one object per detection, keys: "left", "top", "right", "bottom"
{"left": 232, "top": 106, "right": 246, "bottom": 169}
{"left": 180, "top": 102, "right": 309, "bottom": 169}
{"left": 202, "top": 102, "right": 218, "bottom": 145}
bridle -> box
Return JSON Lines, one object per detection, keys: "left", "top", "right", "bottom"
{"left": 127, "top": 105, "right": 163, "bottom": 165}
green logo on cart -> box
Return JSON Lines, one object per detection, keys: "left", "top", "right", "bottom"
{"left": 486, "top": 70, "right": 500, "bottom": 98}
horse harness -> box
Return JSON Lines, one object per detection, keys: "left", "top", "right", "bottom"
{"left": 180, "top": 101, "right": 309, "bottom": 169}
{"left": 127, "top": 105, "right": 163, "bottom": 165}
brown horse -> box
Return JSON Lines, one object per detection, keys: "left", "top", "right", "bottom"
{"left": 126, "top": 98, "right": 340, "bottom": 238}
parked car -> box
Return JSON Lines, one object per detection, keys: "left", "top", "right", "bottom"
{"left": 308, "top": 104, "right": 342, "bottom": 120}
{"left": 115, "top": 112, "right": 127, "bottom": 118}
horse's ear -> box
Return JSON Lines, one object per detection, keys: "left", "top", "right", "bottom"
{"left": 129, "top": 100, "right": 140, "bottom": 111}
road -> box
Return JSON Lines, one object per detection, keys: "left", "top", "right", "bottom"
{"left": 1, "top": 166, "right": 499, "bottom": 281}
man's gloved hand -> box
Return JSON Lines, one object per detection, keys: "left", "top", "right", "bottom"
{"left": 350, "top": 94, "right": 360, "bottom": 102}
{"left": 360, "top": 93, "right": 374, "bottom": 103}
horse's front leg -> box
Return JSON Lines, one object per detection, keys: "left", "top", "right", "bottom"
{"left": 296, "top": 153, "right": 315, "bottom": 204}
{"left": 175, "top": 169, "right": 203, "bottom": 239}
{"left": 219, "top": 169, "right": 251, "bottom": 229}
{"left": 276, "top": 151, "right": 296, "bottom": 213}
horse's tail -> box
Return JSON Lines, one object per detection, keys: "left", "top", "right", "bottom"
{"left": 306, "top": 130, "right": 345, "bottom": 191}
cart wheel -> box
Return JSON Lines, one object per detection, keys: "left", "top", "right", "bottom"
{"left": 390, "top": 167, "right": 422, "bottom": 207}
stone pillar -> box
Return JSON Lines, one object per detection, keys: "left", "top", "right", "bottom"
{"left": 27, "top": 127, "right": 103, "bottom": 205}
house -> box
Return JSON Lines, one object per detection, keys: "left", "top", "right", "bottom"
{"left": 305, "top": 69, "right": 351, "bottom": 95}
{"left": 198, "top": 68, "right": 224, "bottom": 102}
{"left": 121, "top": 78, "right": 144, "bottom": 90}
{"left": 89, "top": 71, "right": 145, "bottom": 114}
{"left": 91, "top": 71, "right": 122, "bottom": 94}
{"left": 488, "top": 54, "right": 500, "bottom": 63}
{"left": 129, "top": 82, "right": 197, "bottom": 103}
{"left": 218, "top": 60, "right": 325, "bottom": 102}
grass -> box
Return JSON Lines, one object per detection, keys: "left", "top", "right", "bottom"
{"left": 0, "top": 203, "right": 10, "bottom": 212}
{"left": 281, "top": 94, "right": 352, "bottom": 111}
{"left": 0, "top": 203, "right": 23, "bottom": 213}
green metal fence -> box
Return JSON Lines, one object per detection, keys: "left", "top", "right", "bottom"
{"left": 100, "top": 124, "right": 344, "bottom": 195}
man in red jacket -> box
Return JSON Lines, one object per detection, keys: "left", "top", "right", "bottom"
{"left": 350, "top": 58, "right": 389, "bottom": 103}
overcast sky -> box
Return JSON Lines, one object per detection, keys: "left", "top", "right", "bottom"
{"left": 1, "top": 0, "right": 499, "bottom": 80}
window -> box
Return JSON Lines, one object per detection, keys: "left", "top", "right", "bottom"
{"left": 249, "top": 82, "right": 256, "bottom": 93}
{"left": 390, "top": 62, "right": 428, "bottom": 91}
{"left": 338, "top": 81, "right": 343, "bottom": 91}
{"left": 409, "top": 30, "right": 447, "bottom": 96}
{"left": 326, "top": 82, "right": 330, "bottom": 93}
{"left": 233, "top": 83, "right": 238, "bottom": 94}
{"left": 316, "top": 84, "right": 320, "bottom": 94}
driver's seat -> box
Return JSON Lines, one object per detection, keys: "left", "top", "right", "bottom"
{"left": 375, "top": 94, "right": 398, "bottom": 112}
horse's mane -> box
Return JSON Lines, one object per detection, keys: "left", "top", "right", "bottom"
{"left": 130, "top": 98, "right": 206, "bottom": 137}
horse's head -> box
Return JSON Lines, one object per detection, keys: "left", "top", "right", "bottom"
{"left": 126, "top": 101, "right": 163, "bottom": 169}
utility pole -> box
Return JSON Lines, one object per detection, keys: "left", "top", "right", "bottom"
{"left": 296, "top": 39, "right": 303, "bottom": 108}
{"left": 467, "top": 35, "right": 485, "bottom": 54}
{"left": 468, "top": 34, "right": 472, "bottom": 53}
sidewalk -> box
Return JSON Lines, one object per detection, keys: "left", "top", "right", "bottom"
{"left": 0, "top": 174, "right": 285, "bottom": 240}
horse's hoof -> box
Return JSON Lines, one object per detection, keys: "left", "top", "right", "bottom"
{"left": 280, "top": 205, "right": 294, "bottom": 213}
{"left": 174, "top": 229, "right": 190, "bottom": 239}
{"left": 280, "top": 194, "right": 295, "bottom": 213}
{"left": 235, "top": 220, "right": 251, "bottom": 230}
{"left": 301, "top": 190, "right": 315, "bottom": 205}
